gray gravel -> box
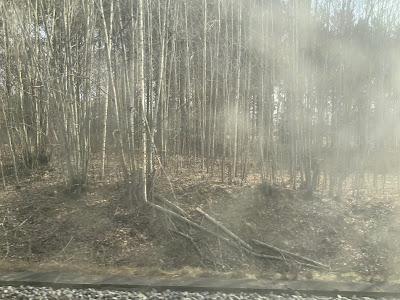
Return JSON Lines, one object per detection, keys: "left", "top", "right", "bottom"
{"left": 0, "top": 285, "right": 397, "bottom": 300}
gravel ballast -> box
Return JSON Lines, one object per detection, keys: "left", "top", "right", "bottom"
{"left": 0, "top": 285, "right": 398, "bottom": 300}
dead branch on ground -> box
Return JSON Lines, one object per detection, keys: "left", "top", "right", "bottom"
{"left": 148, "top": 202, "right": 231, "bottom": 243}
{"left": 252, "top": 239, "right": 330, "bottom": 269}
{"left": 149, "top": 202, "right": 328, "bottom": 270}
{"left": 171, "top": 229, "right": 202, "bottom": 258}
{"left": 196, "top": 207, "right": 252, "bottom": 250}
{"left": 154, "top": 194, "right": 189, "bottom": 218}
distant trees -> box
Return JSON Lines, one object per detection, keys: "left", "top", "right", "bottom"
{"left": 0, "top": 0, "right": 400, "bottom": 198}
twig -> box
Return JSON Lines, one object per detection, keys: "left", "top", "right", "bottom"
{"left": 57, "top": 236, "right": 74, "bottom": 257}
{"left": 14, "top": 205, "right": 44, "bottom": 237}
{"left": 196, "top": 207, "right": 252, "bottom": 250}
{"left": 171, "top": 229, "right": 202, "bottom": 258}
{"left": 1, "top": 213, "right": 9, "bottom": 262}
{"left": 243, "top": 248, "right": 326, "bottom": 269}
{"left": 0, "top": 149, "right": 6, "bottom": 189}
{"left": 154, "top": 155, "right": 180, "bottom": 204}
{"left": 252, "top": 239, "right": 330, "bottom": 269}
{"left": 243, "top": 248, "right": 287, "bottom": 262}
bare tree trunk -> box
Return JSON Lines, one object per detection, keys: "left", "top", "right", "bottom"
{"left": 99, "top": 0, "right": 128, "bottom": 180}
{"left": 201, "top": 0, "right": 207, "bottom": 177}
{"left": 150, "top": 0, "right": 169, "bottom": 172}
{"left": 145, "top": 0, "right": 154, "bottom": 176}
{"left": 0, "top": 148, "right": 5, "bottom": 189}
{"left": 116, "top": 0, "right": 135, "bottom": 179}
{"left": 184, "top": 3, "right": 192, "bottom": 165}
{"left": 101, "top": 81, "right": 109, "bottom": 180}
{"left": 138, "top": 0, "right": 147, "bottom": 202}
{"left": 1, "top": 7, "right": 19, "bottom": 185}
{"left": 259, "top": 3, "right": 267, "bottom": 189}
{"left": 221, "top": 0, "right": 230, "bottom": 184}
{"left": 290, "top": 0, "right": 299, "bottom": 190}
{"left": 210, "top": 0, "right": 221, "bottom": 177}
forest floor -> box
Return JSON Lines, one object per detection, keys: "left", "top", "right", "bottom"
{"left": 0, "top": 160, "right": 399, "bottom": 283}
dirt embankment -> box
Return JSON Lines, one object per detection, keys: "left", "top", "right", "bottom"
{"left": 0, "top": 168, "right": 399, "bottom": 282}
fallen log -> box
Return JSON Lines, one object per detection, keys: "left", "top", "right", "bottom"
{"left": 196, "top": 207, "right": 252, "bottom": 251}
{"left": 149, "top": 202, "right": 327, "bottom": 270}
{"left": 242, "top": 248, "right": 327, "bottom": 269}
{"left": 252, "top": 239, "right": 330, "bottom": 269}
{"left": 148, "top": 202, "right": 231, "bottom": 244}
{"left": 243, "top": 248, "right": 285, "bottom": 262}
{"left": 154, "top": 194, "right": 189, "bottom": 218}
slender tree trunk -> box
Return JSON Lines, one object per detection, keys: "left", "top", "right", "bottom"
{"left": 0, "top": 148, "right": 5, "bottom": 189}
{"left": 99, "top": 0, "right": 128, "bottom": 180}
{"left": 138, "top": 0, "right": 147, "bottom": 202}
{"left": 129, "top": 2, "right": 137, "bottom": 180}
{"left": 101, "top": 81, "right": 109, "bottom": 180}
{"left": 210, "top": 0, "right": 221, "bottom": 177}
{"left": 1, "top": 8, "right": 19, "bottom": 185}
{"left": 201, "top": 0, "right": 207, "bottom": 177}
{"left": 151, "top": 0, "right": 169, "bottom": 170}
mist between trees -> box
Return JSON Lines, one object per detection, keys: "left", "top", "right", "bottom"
{"left": 0, "top": 0, "right": 399, "bottom": 200}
